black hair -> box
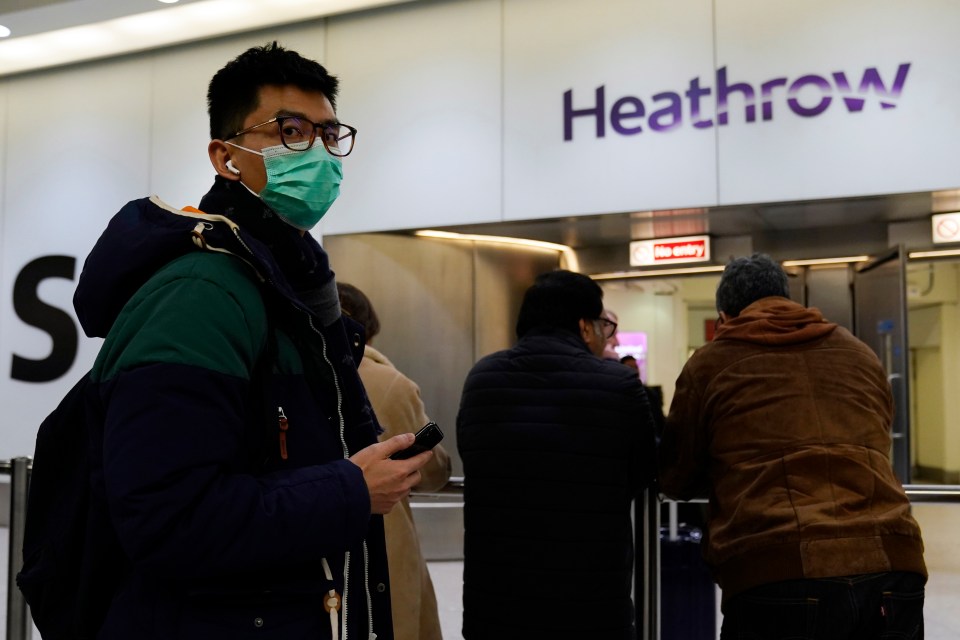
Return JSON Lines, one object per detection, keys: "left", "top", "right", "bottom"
{"left": 620, "top": 355, "right": 637, "bottom": 365}
{"left": 515, "top": 270, "right": 604, "bottom": 339}
{"left": 337, "top": 282, "right": 381, "bottom": 341}
{"left": 207, "top": 41, "right": 340, "bottom": 140}
{"left": 715, "top": 253, "right": 790, "bottom": 316}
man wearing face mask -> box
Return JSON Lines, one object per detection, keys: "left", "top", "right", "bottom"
{"left": 71, "top": 43, "right": 430, "bottom": 640}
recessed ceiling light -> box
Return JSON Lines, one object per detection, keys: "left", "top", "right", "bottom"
{"left": 0, "top": 25, "right": 11, "bottom": 38}
{"left": 157, "top": 0, "right": 180, "bottom": 4}
{"left": 415, "top": 229, "right": 581, "bottom": 272}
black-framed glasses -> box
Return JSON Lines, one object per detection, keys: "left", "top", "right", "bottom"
{"left": 226, "top": 116, "right": 357, "bottom": 157}
{"left": 598, "top": 317, "right": 618, "bottom": 339}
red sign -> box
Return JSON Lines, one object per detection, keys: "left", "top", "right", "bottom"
{"left": 630, "top": 235, "right": 711, "bottom": 266}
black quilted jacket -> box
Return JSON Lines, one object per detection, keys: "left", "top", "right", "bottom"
{"left": 457, "top": 327, "right": 657, "bottom": 639}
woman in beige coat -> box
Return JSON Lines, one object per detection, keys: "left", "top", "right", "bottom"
{"left": 338, "top": 283, "right": 451, "bottom": 640}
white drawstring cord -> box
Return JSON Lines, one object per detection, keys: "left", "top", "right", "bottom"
{"left": 321, "top": 558, "right": 342, "bottom": 640}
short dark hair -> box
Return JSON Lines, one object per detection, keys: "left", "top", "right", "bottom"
{"left": 619, "top": 355, "right": 636, "bottom": 365}
{"left": 207, "top": 41, "right": 340, "bottom": 140}
{"left": 337, "top": 282, "right": 381, "bottom": 341}
{"left": 515, "top": 270, "right": 603, "bottom": 339}
{"left": 715, "top": 253, "right": 790, "bottom": 316}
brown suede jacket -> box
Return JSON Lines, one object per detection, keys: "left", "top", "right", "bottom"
{"left": 659, "top": 297, "right": 926, "bottom": 606}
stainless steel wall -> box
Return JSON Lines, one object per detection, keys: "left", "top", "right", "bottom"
{"left": 323, "top": 233, "right": 561, "bottom": 476}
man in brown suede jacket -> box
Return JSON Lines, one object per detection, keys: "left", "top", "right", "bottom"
{"left": 659, "top": 253, "right": 927, "bottom": 640}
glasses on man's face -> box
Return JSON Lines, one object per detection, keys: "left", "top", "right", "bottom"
{"left": 598, "top": 317, "right": 618, "bottom": 339}
{"left": 226, "top": 116, "right": 357, "bottom": 157}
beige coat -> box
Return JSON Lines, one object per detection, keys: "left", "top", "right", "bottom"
{"left": 359, "top": 345, "right": 451, "bottom": 640}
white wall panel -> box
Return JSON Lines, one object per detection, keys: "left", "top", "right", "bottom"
{"left": 0, "top": 81, "right": 8, "bottom": 448}
{"left": 502, "top": 0, "right": 718, "bottom": 220}
{"left": 715, "top": 0, "right": 960, "bottom": 204}
{"left": 321, "top": 0, "right": 502, "bottom": 234}
{"left": 150, "top": 39, "right": 244, "bottom": 209}
{"left": 0, "top": 81, "right": 6, "bottom": 299}
{"left": 0, "top": 58, "right": 152, "bottom": 458}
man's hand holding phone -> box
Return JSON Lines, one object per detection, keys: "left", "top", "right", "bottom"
{"left": 350, "top": 423, "right": 444, "bottom": 515}
{"left": 390, "top": 422, "right": 444, "bottom": 459}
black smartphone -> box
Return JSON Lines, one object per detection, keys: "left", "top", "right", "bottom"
{"left": 390, "top": 422, "right": 444, "bottom": 460}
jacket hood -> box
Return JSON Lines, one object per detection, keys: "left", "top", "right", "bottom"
{"left": 74, "top": 196, "right": 231, "bottom": 338}
{"left": 75, "top": 178, "right": 335, "bottom": 339}
{"left": 715, "top": 296, "right": 836, "bottom": 346}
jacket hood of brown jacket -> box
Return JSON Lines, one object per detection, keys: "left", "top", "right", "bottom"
{"left": 716, "top": 297, "right": 837, "bottom": 346}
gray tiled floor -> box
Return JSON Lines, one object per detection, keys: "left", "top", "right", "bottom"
{"left": 3, "top": 503, "right": 957, "bottom": 638}
{"left": 427, "top": 560, "right": 466, "bottom": 640}
{"left": 912, "top": 503, "right": 960, "bottom": 640}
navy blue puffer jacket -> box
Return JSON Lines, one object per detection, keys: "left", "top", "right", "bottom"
{"left": 74, "top": 178, "right": 392, "bottom": 640}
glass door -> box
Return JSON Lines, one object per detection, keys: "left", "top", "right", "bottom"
{"left": 853, "top": 247, "right": 911, "bottom": 483}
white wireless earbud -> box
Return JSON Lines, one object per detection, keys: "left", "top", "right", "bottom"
{"left": 226, "top": 160, "right": 240, "bottom": 176}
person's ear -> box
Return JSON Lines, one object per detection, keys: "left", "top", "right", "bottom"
{"left": 208, "top": 139, "right": 241, "bottom": 181}
{"left": 718, "top": 311, "right": 731, "bottom": 324}
{"left": 578, "top": 318, "right": 592, "bottom": 343}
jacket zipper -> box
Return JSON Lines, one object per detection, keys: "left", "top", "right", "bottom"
{"left": 305, "top": 312, "right": 349, "bottom": 458}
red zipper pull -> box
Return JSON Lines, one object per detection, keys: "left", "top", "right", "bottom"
{"left": 278, "top": 407, "right": 289, "bottom": 460}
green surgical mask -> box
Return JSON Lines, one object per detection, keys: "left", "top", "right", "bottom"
{"left": 227, "top": 142, "right": 342, "bottom": 231}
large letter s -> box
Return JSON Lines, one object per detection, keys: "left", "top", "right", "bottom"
{"left": 11, "top": 255, "right": 78, "bottom": 383}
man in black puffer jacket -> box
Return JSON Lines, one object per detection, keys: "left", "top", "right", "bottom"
{"left": 457, "top": 269, "right": 657, "bottom": 639}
